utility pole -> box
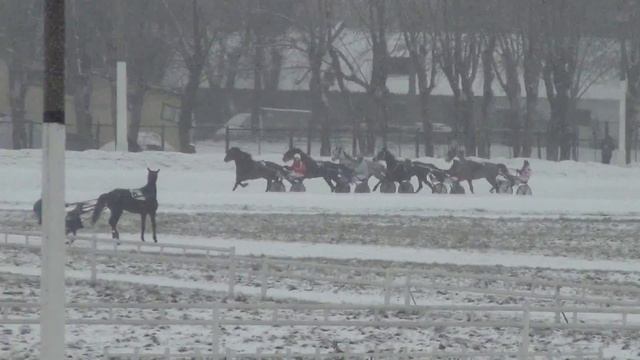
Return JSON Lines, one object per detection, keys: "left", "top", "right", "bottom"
{"left": 42, "top": 0, "right": 66, "bottom": 358}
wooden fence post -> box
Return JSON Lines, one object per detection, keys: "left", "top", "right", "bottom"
{"left": 212, "top": 306, "right": 220, "bottom": 360}
{"left": 228, "top": 247, "right": 236, "bottom": 298}
{"left": 518, "top": 302, "right": 531, "bottom": 360}
{"left": 260, "top": 259, "right": 268, "bottom": 300}
{"left": 384, "top": 269, "right": 392, "bottom": 305}
{"left": 90, "top": 234, "right": 97, "bottom": 285}
{"left": 289, "top": 131, "right": 294, "bottom": 150}
{"left": 404, "top": 275, "right": 411, "bottom": 306}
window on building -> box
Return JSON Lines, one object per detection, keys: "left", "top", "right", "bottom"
{"left": 161, "top": 103, "right": 181, "bottom": 123}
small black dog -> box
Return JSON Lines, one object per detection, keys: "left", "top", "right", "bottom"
{"left": 33, "top": 199, "right": 84, "bottom": 236}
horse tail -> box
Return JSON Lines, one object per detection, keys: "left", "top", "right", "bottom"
{"left": 91, "top": 193, "right": 109, "bottom": 224}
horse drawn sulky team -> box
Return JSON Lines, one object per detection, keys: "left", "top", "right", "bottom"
{"left": 32, "top": 147, "right": 531, "bottom": 242}
{"left": 226, "top": 146, "right": 533, "bottom": 196}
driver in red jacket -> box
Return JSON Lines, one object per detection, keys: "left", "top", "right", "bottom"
{"left": 291, "top": 153, "right": 306, "bottom": 179}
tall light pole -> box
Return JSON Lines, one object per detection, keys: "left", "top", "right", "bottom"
{"left": 42, "top": 0, "right": 66, "bottom": 358}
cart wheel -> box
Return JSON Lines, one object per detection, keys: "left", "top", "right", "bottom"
{"left": 433, "top": 183, "right": 448, "bottom": 194}
{"left": 380, "top": 180, "right": 396, "bottom": 193}
{"left": 450, "top": 182, "right": 465, "bottom": 194}
{"left": 290, "top": 181, "right": 306, "bottom": 192}
{"left": 268, "top": 181, "right": 286, "bottom": 192}
{"left": 516, "top": 184, "right": 532, "bottom": 195}
{"left": 497, "top": 180, "right": 513, "bottom": 194}
{"left": 398, "top": 181, "right": 415, "bottom": 193}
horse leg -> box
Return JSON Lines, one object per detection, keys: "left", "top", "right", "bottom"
{"left": 467, "top": 180, "right": 474, "bottom": 194}
{"left": 108, "top": 208, "right": 123, "bottom": 240}
{"left": 372, "top": 179, "right": 382, "bottom": 192}
{"left": 232, "top": 182, "right": 239, "bottom": 191}
{"left": 140, "top": 213, "right": 147, "bottom": 242}
{"left": 150, "top": 212, "right": 157, "bottom": 243}
{"left": 266, "top": 179, "right": 272, "bottom": 192}
{"left": 323, "top": 176, "right": 335, "bottom": 192}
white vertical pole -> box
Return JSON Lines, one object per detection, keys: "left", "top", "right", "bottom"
{"left": 618, "top": 78, "right": 627, "bottom": 166}
{"left": 116, "top": 61, "right": 128, "bottom": 152}
{"left": 42, "top": 0, "right": 66, "bottom": 358}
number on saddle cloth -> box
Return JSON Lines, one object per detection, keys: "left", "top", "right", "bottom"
{"left": 129, "top": 188, "right": 147, "bottom": 200}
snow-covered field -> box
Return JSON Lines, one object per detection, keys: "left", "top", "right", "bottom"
{"left": 1, "top": 147, "right": 640, "bottom": 359}
{"left": 0, "top": 147, "right": 639, "bottom": 218}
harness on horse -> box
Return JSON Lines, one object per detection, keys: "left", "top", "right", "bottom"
{"left": 129, "top": 188, "right": 147, "bottom": 200}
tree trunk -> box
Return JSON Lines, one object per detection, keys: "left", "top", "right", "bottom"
{"left": 480, "top": 37, "right": 495, "bottom": 159}
{"left": 461, "top": 92, "right": 476, "bottom": 156}
{"left": 523, "top": 86, "right": 538, "bottom": 157}
{"left": 419, "top": 91, "right": 434, "bottom": 156}
{"left": 69, "top": 0, "right": 93, "bottom": 145}
{"left": 627, "top": 64, "right": 639, "bottom": 164}
{"left": 8, "top": 60, "right": 28, "bottom": 149}
{"left": 251, "top": 36, "right": 264, "bottom": 131}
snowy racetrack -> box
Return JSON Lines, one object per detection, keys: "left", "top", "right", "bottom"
{"left": 1, "top": 148, "right": 640, "bottom": 358}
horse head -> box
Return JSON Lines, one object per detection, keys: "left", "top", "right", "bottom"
{"left": 146, "top": 167, "right": 160, "bottom": 183}
{"left": 283, "top": 147, "right": 303, "bottom": 162}
{"left": 224, "top": 147, "right": 249, "bottom": 162}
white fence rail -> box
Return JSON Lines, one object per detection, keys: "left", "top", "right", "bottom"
{"left": 1, "top": 301, "right": 629, "bottom": 360}
{"left": 2, "top": 231, "right": 639, "bottom": 311}
{"left": 103, "top": 347, "right": 604, "bottom": 360}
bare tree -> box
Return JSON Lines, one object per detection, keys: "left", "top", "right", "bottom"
{"left": 493, "top": 34, "right": 523, "bottom": 157}
{"left": 438, "top": 0, "right": 481, "bottom": 155}
{"left": 164, "top": 0, "right": 220, "bottom": 153}
{"left": 0, "top": 0, "right": 42, "bottom": 149}
{"left": 540, "top": 0, "right": 585, "bottom": 161}
{"left": 396, "top": 0, "right": 438, "bottom": 156}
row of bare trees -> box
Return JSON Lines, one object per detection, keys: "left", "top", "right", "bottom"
{"left": 0, "top": 0, "right": 636, "bottom": 161}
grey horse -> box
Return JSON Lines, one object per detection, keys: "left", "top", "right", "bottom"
{"left": 331, "top": 146, "right": 386, "bottom": 192}
{"left": 444, "top": 148, "right": 502, "bottom": 193}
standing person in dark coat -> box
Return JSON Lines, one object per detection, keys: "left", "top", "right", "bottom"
{"left": 601, "top": 123, "right": 615, "bottom": 164}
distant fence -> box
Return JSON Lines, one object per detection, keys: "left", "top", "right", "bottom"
{"left": 222, "top": 126, "right": 640, "bottom": 162}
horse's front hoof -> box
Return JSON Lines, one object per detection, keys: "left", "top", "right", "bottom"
{"left": 153, "top": 238, "right": 157, "bottom": 243}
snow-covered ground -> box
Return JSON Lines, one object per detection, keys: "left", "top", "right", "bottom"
{"left": 0, "top": 147, "right": 639, "bottom": 218}
{"left": 1, "top": 147, "right": 640, "bottom": 359}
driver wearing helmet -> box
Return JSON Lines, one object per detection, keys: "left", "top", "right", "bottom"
{"left": 516, "top": 160, "right": 531, "bottom": 183}
{"left": 291, "top": 153, "right": 306, "bottom": 179}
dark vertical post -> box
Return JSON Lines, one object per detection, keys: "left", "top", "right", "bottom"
{"left": 352, "top": 128, "right": 357, "bottom": 155}
{"left": 95, "top": 123, "right": 101, "bottom": 149}
{"left": 307, "top": 128, "right": 312, "bottom": 155}
{"left": 225, "top": 126, "right": 230, "bottom": 152}
{"left": 537, "top": 132, "right": 542, "bottom": 159}
{"left": 42, "top": 0, "right": 66, "bottom": 357}
{"left": 288, "top": 131, "right": 293, "bottom": 150}
{"left": 161, "top": 125, "right": 166, "bottom": 151}
{"left": 415, "top": 130, "right": 420, "bottom": 158}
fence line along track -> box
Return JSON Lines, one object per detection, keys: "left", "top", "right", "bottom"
{"left": 103, "top": 347, "right": 604, "bottom": 360}
{"left": 3, "top": 231, "right": 640, "bottom": 310}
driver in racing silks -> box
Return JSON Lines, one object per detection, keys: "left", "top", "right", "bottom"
{"left": 353, "top": 155, "right": 369, "bottom": 183}
{"left": 516, "top": 160, "right": 531, "bottom": 183}
{"left": 289, "top": 153, "right": 306, "bottom": 182}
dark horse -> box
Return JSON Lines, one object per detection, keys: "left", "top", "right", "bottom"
{"left": 372, "top": 148, "right": 435, "bottom": 193}
{"left": 444, "top": 148, "right": 502, "bottom": 193}
{"left": 283, "top": 148, "right": 353, "bottom": 192}
{"left": 92, "top": 168, "right": 159, "bottom": 242}
{"left": 224, "top": 147, "right": 287, "bottom": 192}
